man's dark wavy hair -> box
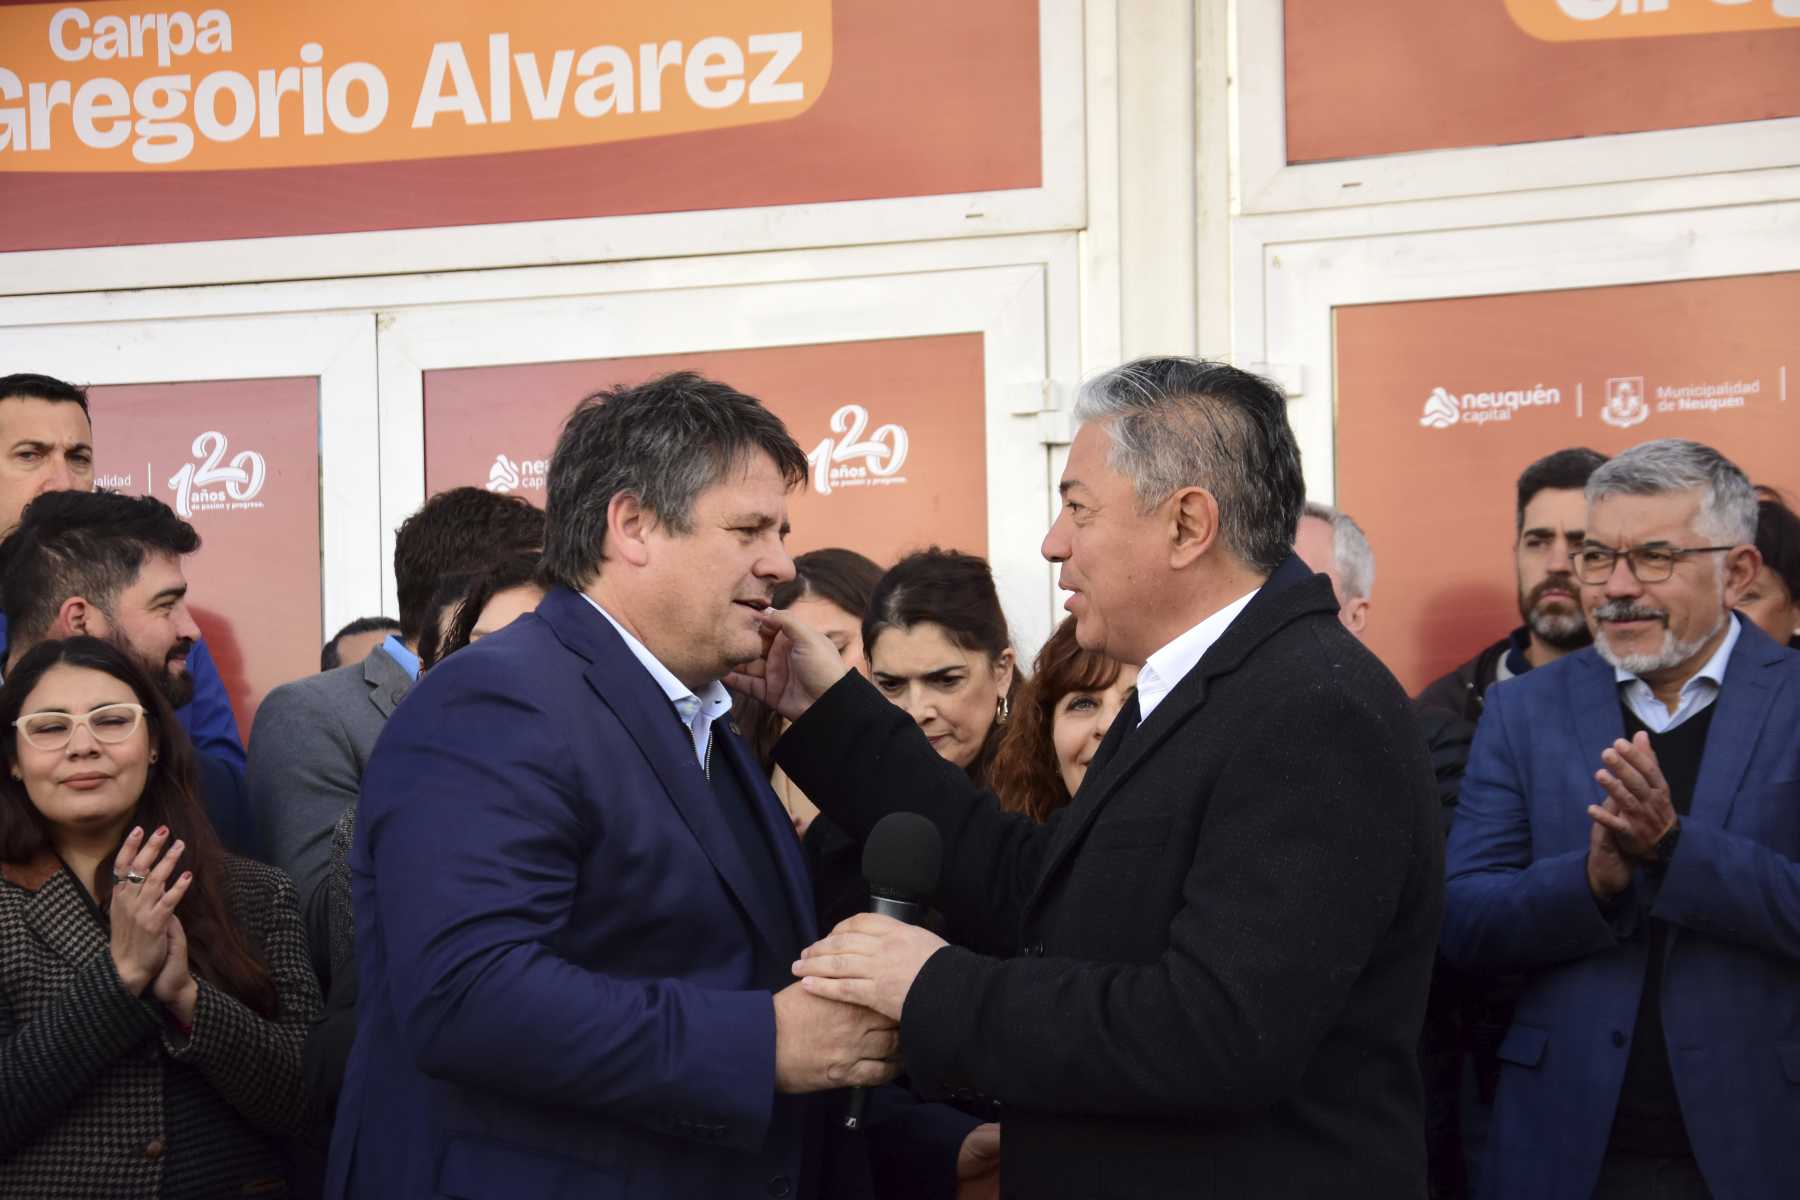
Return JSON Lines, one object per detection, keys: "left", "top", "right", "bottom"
{"left": 0, "top": 491, "right": 198, "bottom": 648}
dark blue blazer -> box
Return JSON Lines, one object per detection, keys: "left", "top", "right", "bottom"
{"left": 1442, "top": 616, "right": 1800, "bottom": 1200}
{"left": 324, "top": 587, "right": 822, "bottom": 1199}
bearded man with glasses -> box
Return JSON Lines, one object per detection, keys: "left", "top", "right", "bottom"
{"left": 1442, "top": 437, "right": 1800, "bottom": 1200}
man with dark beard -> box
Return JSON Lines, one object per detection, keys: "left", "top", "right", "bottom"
{"left": 0, "top": 489, "right": 255, "bottom": 854}
{"left": 1418, "top": 448, "right": 1609, "bottom": 723}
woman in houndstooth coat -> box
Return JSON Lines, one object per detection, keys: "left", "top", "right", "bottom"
{"left": 0, "top": 637, "right": 319, "bottom": 1198}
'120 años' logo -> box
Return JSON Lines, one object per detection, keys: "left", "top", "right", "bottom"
{"left": 807, "top": 405, "right": 909, "bottom": 496}
{"left": 167, "top": 432, "right": 266, "bottom": 517}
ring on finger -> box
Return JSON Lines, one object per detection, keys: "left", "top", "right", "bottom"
{"left": 113, "top": 870, "right": 147, "bottom": 885}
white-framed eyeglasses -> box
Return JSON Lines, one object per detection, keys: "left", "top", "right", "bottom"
{"left": 14, "top": 703, "right": 147, "bottom": 751}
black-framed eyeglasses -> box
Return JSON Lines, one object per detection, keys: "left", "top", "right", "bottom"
{"left": 13, "top": 703, "right": 147, "bottom": 751}
{"left": 1569, "top": 544, "right": 1735, "bottom": 585}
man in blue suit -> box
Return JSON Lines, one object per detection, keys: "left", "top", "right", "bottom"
{"left": 327, "top": 373, "right": 907, "bottom": 1199}
{"left": 1444, "top": 438, "right": 1800, "bottom": 1200}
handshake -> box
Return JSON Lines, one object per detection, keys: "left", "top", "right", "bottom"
{"left": 772, "top": 915, "right": 1003, "bottom": 1199}
{"left": 771, "top": 912, "right": 948, "bottom": 1093}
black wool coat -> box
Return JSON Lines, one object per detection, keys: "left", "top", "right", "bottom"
{"left": 777, "top": 556, "right": 1444, "bottom": 1199}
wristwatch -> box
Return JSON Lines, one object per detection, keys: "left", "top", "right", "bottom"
{"left": 1648, "top": 819, "right": 1681, "bottom": 874}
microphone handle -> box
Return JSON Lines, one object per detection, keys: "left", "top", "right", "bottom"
{"left": 844, "top": 893, "right": 929, "bottom": 1129}
{"left": 868, "top": 895, "right": 928, "bottom": 924}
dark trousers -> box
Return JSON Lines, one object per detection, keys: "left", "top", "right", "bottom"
{"left": 1592, "top": 1153, "right": 1711, "bottom": 1200}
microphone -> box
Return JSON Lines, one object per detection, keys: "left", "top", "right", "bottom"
{"left": 843, "top": 812, "right": 943, "bottom": 1131}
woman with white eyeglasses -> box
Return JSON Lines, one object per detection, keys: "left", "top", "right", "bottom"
{"left": 0, "top": 637, "right": 318, "bottom": 1198}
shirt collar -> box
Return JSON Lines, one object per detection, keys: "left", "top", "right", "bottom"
{"left": 381, "top": 633, "right": 422, "bottom": 682}
{"left": 1611, "top": 610, "right": 1741, "bottom": 697}
{"left": 581, "top": 595, "right": 733, "bottom": 727}
{"left": 1135, "top": 588, "right": 1260, "bottom": 726}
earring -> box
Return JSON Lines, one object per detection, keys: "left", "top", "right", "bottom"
{"left": 996, "top": 695, "right": 1011, "bottom": 726}
{"left": 148, "top": 752, "right": 158, "bottom": 764}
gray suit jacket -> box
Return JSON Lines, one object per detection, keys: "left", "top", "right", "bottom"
{"left": 248, "top": 645, "right": 410, "bottom": 971}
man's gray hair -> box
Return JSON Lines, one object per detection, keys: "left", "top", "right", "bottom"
{"left": 1072, "top": 358, "right": 1305, "bottom": 575}
{"left": 1302, "top": 501, "right": 1375, "bottom": 600}
{"left": 1585, "top": 438, "right": 1757, "bottom": 545}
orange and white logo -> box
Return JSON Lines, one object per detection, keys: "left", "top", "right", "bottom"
{"left": 806, "top": 404, "right": 909, "bottom": 496}
{"left": 485, "top": 452, "right": 546, "bottom": 494}
{"left": 1600, "top": 377, "right": 1650, "bottom": 428}
{"left": 1419, "top": 383, "right": 1563, "bottom": 430}
{"left": 167, "top": 431, "right": 266, "bottom": 516}
{"left": 1419, "top": 387, "right": 1461, "bottom": 430}
{"left": 0, "top": 1, "right": 831, "bottom": 172}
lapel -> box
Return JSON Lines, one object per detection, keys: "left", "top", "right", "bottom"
{"left": 536, "top": 588, "right": 803, "bottom": 960}
{"left": 1023, "top": 557, "right": 1336, "bottom": 920}
{"left": 1691, "top": 617, "right": 1787, "bottom": 829}
{"left": 362, "top": 643, "right": 413, "bottom": 719}
{"left": 3, "top": 852, "right": 109, "bottom": 968}
{"left": 715, "top": 729, "right": 817, "bottom": 948}
{"left": 1565, "top": 650, "right": 1628, "bottom": 843}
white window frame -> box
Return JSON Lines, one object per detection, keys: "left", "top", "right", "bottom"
{"left": 0, "top": 232, "right": 1083, "bottom": 656}
{"left": 1240, "top": 198, "right": 1800, "bottom": 501}
{"left": 1232, "top": 1, "right": 1800, "bottom": 216}
{"left": 0, "top": 312, "right": 383, "bottom": 637}
{"left": 0, "top": 1, "right": 1084, "bottom": 298}
{"left": 374, "top": 256, "right": 1075, "bottom": 655}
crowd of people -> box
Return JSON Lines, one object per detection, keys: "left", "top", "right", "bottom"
{"left": 0, "top": 364, "right": 1793, "bottom": 1198}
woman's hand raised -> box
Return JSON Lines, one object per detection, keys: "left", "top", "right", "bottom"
{"left": 108, "top": 825, "right": 193, "bottom": 997}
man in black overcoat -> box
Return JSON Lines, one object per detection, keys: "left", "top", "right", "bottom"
{"left": 734, "top": 357, "right": 1443, "bottom": 1199}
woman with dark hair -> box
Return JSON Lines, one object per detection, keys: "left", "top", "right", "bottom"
{"left": 1740, "top": 487, "right": 1800, "bottom": 649}
{"left": 863, "top": 548, "right": 1021, "bottom": 789}
{"left": 991, "top": 616, "right": 1138, "bottom": 823}
{"left": 0, "top": 637, "right": 317, "bottom": 1198}
{"left": 418, "top": 554, "right": 546, "bottom": 673}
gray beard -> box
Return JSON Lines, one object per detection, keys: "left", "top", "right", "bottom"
{"left": 1593, "top": 610, "right": 1727, "bottom": 677}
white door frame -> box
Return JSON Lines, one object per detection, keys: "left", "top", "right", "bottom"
{"left": 375, "top": 258, "right": 1073, "bottom": 654}
{"left": 1230, "top": 1, "right": 1800, "bottom": 216}
{"left": 0, "top": 312, "right": 383, "bottom": 635}
{"left": 1243, "top": 199, "right": 1800, "bottom": 501}
{"left": 0, "top": 232, "right": 1084, "bottom": 656}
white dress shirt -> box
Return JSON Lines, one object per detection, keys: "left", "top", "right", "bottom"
{"left": 1135, "top": 589, "right": 1260, "bottom": 726}
{"left": 584, "top": 595, "right": 733, "bottom": 767}
{"left": 1613, "top": 612, "right": 1740, "bottom": 735}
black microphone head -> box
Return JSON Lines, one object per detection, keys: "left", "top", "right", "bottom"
{"left": 862, "top": 812, "right": 943, "bottom": 903}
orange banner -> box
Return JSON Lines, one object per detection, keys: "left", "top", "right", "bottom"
{"left": 1506, "top": 0, "right": 1800, "bottom": 42}
{"left": 0, "top": 0, "right": 828, "bottom": 172}
{"left": 1284, "top": 0, "right": 1800, "bottom": 164}
{"left": 0, "top": 0, "right": 1040, "bottom": 252}
{"left": 422, "top": 335, "right": 991, "bottom": 568}
{"left": 1333, "top": 272, "right": 1800, "bottom": 695}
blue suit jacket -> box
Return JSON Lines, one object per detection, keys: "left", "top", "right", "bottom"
{"left": 1443, "top": 616, "right": 1800, "bottom": 1200}
{"left": 325, "top": 587, "right": 824, "bottom": 1199}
